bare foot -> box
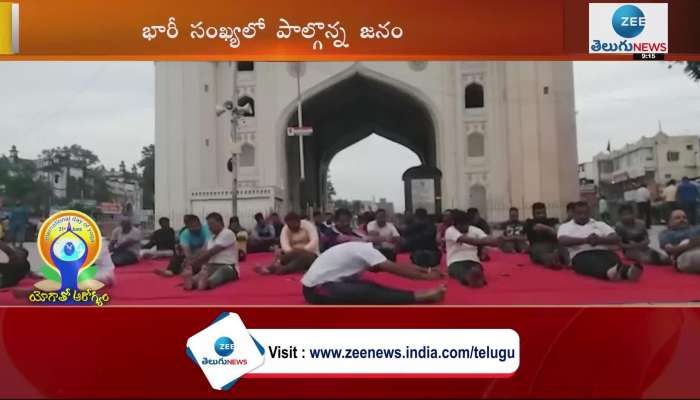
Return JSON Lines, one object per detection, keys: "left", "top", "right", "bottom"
{"left": 183, "top": 272, "right": 195, "bottom": 291}
{"left": 12, "top": 287, "right": 32, "bottom": 299}
{"left": 154, "top": 268, "right": 174, "bottom": 277}
{"left": 254, "top": 264, "right": 278, "bottom": 275}
{"left": 463, "top": 268, "right": 487, "bottom": 288}
{"left": 197, "top": 273, "right": 209, "bottom": 290}
{"left": 415, "top": 284, "right": 447, "bottom": 303}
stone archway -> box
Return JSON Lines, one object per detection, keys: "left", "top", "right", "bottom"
{"left": 283, "top": 70, "right": 437, "bottom": 211}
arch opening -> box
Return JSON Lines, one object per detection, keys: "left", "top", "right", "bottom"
{"left": 284, "top": 71, "right": 438, "bottom": 211}
{"left": 328, "top": 134, "right": 421, "bottom": 213}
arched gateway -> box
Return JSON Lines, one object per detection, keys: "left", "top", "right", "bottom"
{"left": 282, "top": 70, "right": 438, "bottom": 212}
{"left": 155, "top": 62, "right": 579, "bottom": 226}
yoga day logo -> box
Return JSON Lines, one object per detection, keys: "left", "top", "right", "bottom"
{"left": 35, "top": 210, "right": 103, "bottom": 293}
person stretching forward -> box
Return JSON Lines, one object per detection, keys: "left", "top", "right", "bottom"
{"left": 301, "top": 241, "right": 446, "bottom": 305}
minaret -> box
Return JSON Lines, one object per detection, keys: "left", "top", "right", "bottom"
{"left": 9, "top": 145, "right": 18, "bottom": 163}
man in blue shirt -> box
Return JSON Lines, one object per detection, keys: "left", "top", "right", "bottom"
{"left": 675, "top": 176, "right": 699, "bottom": 225}
{"left": 659, "top": 209, "right": 700, "bottom": 273}
{"left": 155, "top": 214, "right": 211, "bottom": 277}
{"left": 248, "top": 212, "right": 278, "bottom": 253}
{"left": 8, "top": 201, "right": 28, "bottom": 248}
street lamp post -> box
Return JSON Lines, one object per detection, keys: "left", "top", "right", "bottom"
{"left": 218, "top": 64, "right": 252, "bottom": 219}
{"left": 230, "top": 66, "right": 240, "bottom": 219}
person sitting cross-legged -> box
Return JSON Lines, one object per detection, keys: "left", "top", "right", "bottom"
{"left": 312, "top": 211, "right": 334, "bottom": 252}
{"left": 154, "top": 215, "right": 211, "bottom": 277}
{"left": 615, "top": 203, "right": 670, "bottom": 265}
{"left": 248, "top": 213, "right": 278, "bottom": 253}
{"left": 366, "top": 208, "right": 401, "bottom": 262}
{"left": 301, "top": 241, "right": 446, "bottom": 305}
{"left": 524, "top": 202, "right": 567, "bottom": 269}
{"left": 356, "top": 211, "right": 375, "bottom": 236}
{"left": 466, "top": 208, "right": 492, "bottom": 261}
{"left": 0, "top": 241, "right": 29, "bottom": 289}
{"left": 436, "top": 209, "right": 454, "bottom": 254}
{"left": 229, "top": 216, "right": 249, "bottom": 262}
{"left": 445, "top": 209, "right": 503, "bottom": 288}
{"left": 140, "top": 217, "right": 176, "bottom": 259}
{"left": 255, "top": 212, "right": 319, "bottom": 275}
{"left": 269, "top": 213, "right": 285, "bottom": 238}
{"left": 325, "top": 208, "right": 367, "bottom": 249}
{"left": 109, "top": 218, "right": 143, "bottom": 267}
{"left": 558, "top": 201, "right": 642, "bottom": 282}
{"left": 183, "top": 212, "right": 239, "bottom": 291}
{"left": 401, "top": 208, "right": 441, "bottom": 268}
{"left": 659, "top": 209, "right": 700, "bottom": 274}
{"left": 499, "top": 207, "right": 528, "bottom": 254}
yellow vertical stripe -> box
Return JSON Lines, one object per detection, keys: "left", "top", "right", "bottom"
{"left": 0, "top": 3, "right": 13, "bottom": 54}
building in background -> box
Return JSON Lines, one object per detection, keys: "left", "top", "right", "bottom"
{"left": 377, "top": 198, "right": 395, "bottom": 215}
{"left": 105, "top": 167, "right": 143, "bottom": 220}
{"left": 155, "top": 61, "right": 579, "bottom": 225}
{"left": 577, "top": 161, "right": 597, "bottom": 204}
{"left": 7, "top": 145, "right": 84, "bottom": 200}
{"left": 589, "top": 130, "right": 699, "bottom": 202}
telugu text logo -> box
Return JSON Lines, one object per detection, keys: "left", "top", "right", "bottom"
{"left": 589, "top": 3, "right": 668, "bottom": 54}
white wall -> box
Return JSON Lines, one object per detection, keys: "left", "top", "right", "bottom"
{"left": 155, "top": 61, "right": 579, "bottom": 224}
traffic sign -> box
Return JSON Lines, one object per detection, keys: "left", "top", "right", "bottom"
{"left": 287, "top": 126, "right": 313, "bottom": 136}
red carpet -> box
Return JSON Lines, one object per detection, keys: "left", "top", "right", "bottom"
{"left": 1, "top": 251, "right": 699, "bottom": 305}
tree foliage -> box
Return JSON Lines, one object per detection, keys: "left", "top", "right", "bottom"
{"left": 671, "top": 61, "right": 700, "bottom": 82}
{"left": 683, "top": 62, "right": 700, "bottom": 81}
{"left": 138, "top": 144, "right": 155, "bottom": 210}
{"left": 0, "top": 156, "right": 52, "bottom": 214}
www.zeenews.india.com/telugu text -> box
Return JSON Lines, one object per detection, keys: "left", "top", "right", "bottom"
{"left": 269, "top": 345, "right": 516, "bottom": 362}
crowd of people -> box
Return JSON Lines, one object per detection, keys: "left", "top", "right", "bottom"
{"left": 3, "top": 197, "right": 700, "bottom": 304}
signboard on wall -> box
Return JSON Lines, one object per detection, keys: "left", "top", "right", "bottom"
{"left": 411, "top": 179, "right": 435, "bottom": 214}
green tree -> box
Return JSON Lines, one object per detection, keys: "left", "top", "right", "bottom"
{"left": 137, "top": 144, "right": 155, "bottom": 210}
{"left": 86, "top": 166, "right": 113, "bottom": 203}
{"left": 671, "top": 62, "right": 700, "bottom": 82}
{"left": 0, "top": 156, "right": 52, "bottom": 214}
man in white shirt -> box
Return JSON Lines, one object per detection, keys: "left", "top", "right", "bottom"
{"left": 109, "top": 218, "right": 143, "bottom": 267}
{"left": 366, "top": 208, "right": 401, "bottom": 261}
{"left": 183, "top": 212, "right": 238, "bottom": 291}
{"left": 661, "top": 179, "right": 677, "bottom": 223}
{"left": 444, "top": 209, "right": 502, "bottom": 288}
{"left": 636, "top": 183, "right": 652, "bottom": 228}
{"left": 256, "top": 212, "right": 319, "bottom": 275}
{"left": 558, "top": 201, "right": 642, "bottom": 281}
{"left": 301, "top": 242, "right": 446, "bottom": 304}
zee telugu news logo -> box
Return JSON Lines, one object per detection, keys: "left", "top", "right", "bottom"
{"left": 589, "top": 3, "right": 668, "bottom": 54}
{"left": 200, "top": 336, "right": 249, "bottom": 366}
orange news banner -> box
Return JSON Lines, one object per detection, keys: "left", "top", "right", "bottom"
{"left": 6, "top": 0, "right": 566, "bottom": 59}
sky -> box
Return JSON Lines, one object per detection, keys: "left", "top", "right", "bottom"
{"left": 1, "top": 61, "right": 699, "bottom": 210}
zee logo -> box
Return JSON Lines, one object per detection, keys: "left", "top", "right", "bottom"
{"left": 612, "top": 5, "right": 646, "bottom": 38}
{"left": 214, "top": 336, "right": 235, "bottom": 357}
